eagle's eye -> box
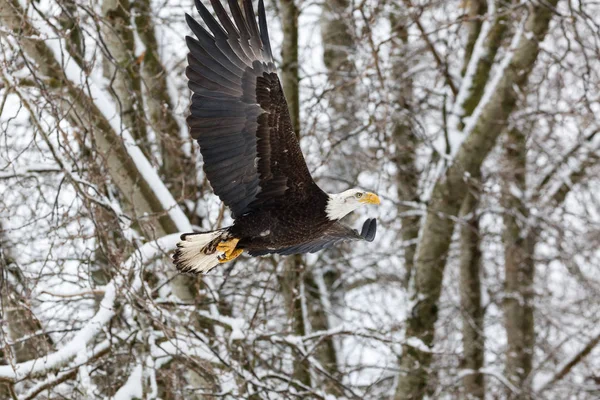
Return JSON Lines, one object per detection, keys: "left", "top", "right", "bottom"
{"left": 356, "top": 192, "right": 363, "bottom": 198}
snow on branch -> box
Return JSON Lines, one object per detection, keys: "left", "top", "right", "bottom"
{"left": 0, "top": 234, "right": 180, "bottom": 383}
{"left": 111, "top": 363, "right": 143, "bottom": 400}
{"left": 460, "top": 16, "right": 526, "bottom": 149}
{"left": 0, "top": 281, "right": 117, "bottom": 382}
{"left": 452, "top": 16, "right": 494, "bottom": 122}
{"left": 19, "top": 340, "right": 111, "bottom": 400}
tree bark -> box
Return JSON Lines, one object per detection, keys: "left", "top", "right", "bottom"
{"left": 280, "top": 0, "right": 300, "bottom": 135}
{"left": 320, "top": 0, "right": 360, "bottom": 185}
{"left": 502, "top": 128, "right": 535, "bottom": 398}
{"left": 459, "top": 176, "right": 485, "bottom": 399}
{"left": 278, "top": 257, "right": 312, "bottom": 387}
{"left": 389, "top": 5, "right": 420, "bottom": 287}
{"left": 304, "top": 268, "right": 342, "bottom": 394}
{"left": 321, "top": 0, "right": 356, "bottom": 116}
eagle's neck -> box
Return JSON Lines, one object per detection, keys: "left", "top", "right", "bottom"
{"left": 325, "top": 193, "right": 356, "bottom": 220}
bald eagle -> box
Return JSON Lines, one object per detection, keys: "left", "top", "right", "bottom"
{"left": 173, "top": 0, "right": 380, "bottom": 274}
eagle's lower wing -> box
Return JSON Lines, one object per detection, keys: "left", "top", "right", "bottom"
{"left": 186, "top": 0, "right": 322, "bottom": 218}
{"left": 248, "top": 219, "right": 377, "bottom": 256}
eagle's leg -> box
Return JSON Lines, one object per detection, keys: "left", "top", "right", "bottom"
{"left": 218, "top": 248, "right": 243, "bottom": 263}
{"left": 216, "top": 237, "right": 240, "bottom": 258}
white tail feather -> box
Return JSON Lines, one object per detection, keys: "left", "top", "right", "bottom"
{"left": 173, "top": 230, "right": 227, "bottom": 274}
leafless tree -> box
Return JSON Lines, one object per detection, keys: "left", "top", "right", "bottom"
{"left": 1, "top": 0, "right": 599, "bottom": 399}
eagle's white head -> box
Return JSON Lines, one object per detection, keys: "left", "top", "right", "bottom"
{"left": 326, "top": 189, "right": 381, "bottom": 220}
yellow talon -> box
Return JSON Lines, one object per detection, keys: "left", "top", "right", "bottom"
{"left": 218, "top": 248, "right": 243, "bottom": 263}
{"left": 216, "top": 237, "right": 240, "bottom": 256}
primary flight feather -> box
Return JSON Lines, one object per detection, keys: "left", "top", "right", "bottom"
{"left": 173, "top": 0, "right": 380, "bottom": 274}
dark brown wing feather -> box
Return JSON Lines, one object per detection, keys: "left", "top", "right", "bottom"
{"left": 186, "top": 0, "right": 321, "bottom": 218}
{"left": 248, "top": 219, "right": 378, "bottom": 256}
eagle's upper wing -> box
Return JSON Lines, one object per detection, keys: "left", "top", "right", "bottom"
{"left": 248, "top": 218, "right": 378, "bottom": 256}
{"left": 186, "top": 0, "right": 322, "bottom": 218}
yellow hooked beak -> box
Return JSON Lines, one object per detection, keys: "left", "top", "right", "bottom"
{"left": 360, "top": 192, "right": 381, "bottom": 205}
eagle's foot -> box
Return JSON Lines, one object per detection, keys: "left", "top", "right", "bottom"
{"left": 216, "top": 237, "right": 240, "bottom": 257}
{"left": 218, "top": 248, "right": 243, "bottom": 263}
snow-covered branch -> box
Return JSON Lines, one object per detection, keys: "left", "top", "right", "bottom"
{"left": 0, "top": 0, "right": 191, "bottom": 235}
{"left": 0, "top": 234, "right": 180, "bottom": 383}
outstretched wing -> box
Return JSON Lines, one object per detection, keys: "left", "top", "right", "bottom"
{"left": 248, "top": 219, "right": 378, "bottom": 256}
{"left": 186, "top": 0, "right": 322, "bottom": 218}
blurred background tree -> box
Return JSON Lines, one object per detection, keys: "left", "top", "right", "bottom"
{"left": 1, "top": 0, "right": 599, "bottom": 398}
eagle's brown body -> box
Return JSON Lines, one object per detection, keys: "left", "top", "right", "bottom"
{"left": 231, "top": 188, "right": 330, "bottom": 253}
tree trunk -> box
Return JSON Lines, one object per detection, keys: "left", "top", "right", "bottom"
{"left": 305, "top": 268, "right": 342, "bottom": 394}
{"left": 278, "top": 257, "right": 312, "bottom": 386}
{"left": 502, "top": 128, "right": 536, "bottom": 398}
{"left": 321, "top": 0, "right": 356, "bottom": 117}
{"left": 389, "top": 5, "right": 420, "bottom": 287}
{"left": 280, "top": 0, "right": 300, "bottom": 135}
{"left": 459, "top": 176, "right": 485, "bottom": 399}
